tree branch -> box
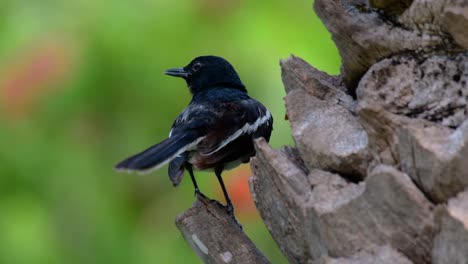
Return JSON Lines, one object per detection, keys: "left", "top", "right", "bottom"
{"left": 175, "top": 194, "right": 270, "bottom": 264}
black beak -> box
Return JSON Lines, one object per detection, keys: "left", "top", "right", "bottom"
{"left": 164, "top": 67, "right": 190, "bottom": 78}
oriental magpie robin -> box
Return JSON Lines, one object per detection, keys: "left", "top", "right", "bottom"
{"left": 115, "top": 55, "right": 273, "bottom": 218}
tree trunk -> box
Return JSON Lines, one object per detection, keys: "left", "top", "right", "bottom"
{"left": 178, "top": 0, "right": 468, "bottom": 263}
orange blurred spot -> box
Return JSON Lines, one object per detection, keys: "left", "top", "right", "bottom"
{"left": 221, "top": 164, "right": 257, "bottom": 219}
{"left": 0, "top": 40, "right": 72, "bottom": 118}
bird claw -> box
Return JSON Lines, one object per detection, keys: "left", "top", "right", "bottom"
{"left": 226, "top": 204, "right": 234, "bottom": 216}
{"left": 194, "top": 189, "right": 211, "bottom": 202}
{"left": 225, "top": 204, "right": 242, "bottom": 230}
{"left": 194, "top": 191, "right": 243, "bottom": 229}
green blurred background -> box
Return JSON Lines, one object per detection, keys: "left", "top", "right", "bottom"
{"left": 0, "top": 0, "right": 340, "bottom": 263}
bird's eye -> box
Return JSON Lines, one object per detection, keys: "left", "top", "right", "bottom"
{"left": 192, "top": 62, "right": 202, "bottom": 72}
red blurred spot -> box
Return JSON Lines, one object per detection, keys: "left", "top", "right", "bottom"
{"left": 0, "top": 40, "right": 72, "bottom": 118}
{"left": 221, "top": 164, "right": 258, "bottom": 219}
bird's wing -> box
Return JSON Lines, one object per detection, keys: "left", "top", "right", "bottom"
{"left": 198, "top": 98, "right": 273, "bottom": 156}
{"left": 168, "top": 97, "right": 272, "bottom": 157}
{"left": 169, "top": 103, "right": 216, "bottom": 137}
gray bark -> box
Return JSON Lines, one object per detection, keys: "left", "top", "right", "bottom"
{"left": 250, "top": 140, "right": 434, "bottom": 263}
{"left": 313, "top": 245, "right": 413, "bottom": 264}
{"left": 175, "top": 194, "right": 270, "bottom": 264}
{"left": 250, "top": 0, "right": 468, "bottom": 263}
{"left": 432, "top": 189, "right": 468, "bottom": 263}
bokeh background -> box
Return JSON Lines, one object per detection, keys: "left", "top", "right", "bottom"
{"left": 0, "top": 0, "right": 340, "bottom": 263}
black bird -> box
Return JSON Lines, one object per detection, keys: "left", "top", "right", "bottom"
{"left": 115, "top": 55, "right": 273, "bottom": 217}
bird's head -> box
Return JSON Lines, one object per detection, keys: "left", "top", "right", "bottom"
{"left": 165, "top": 55, "right": 246, "bottom": 94}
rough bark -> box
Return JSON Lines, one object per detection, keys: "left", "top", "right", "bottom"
{"left": 248, "top": 0, "right": 468, "bottom": 263}
{"left": 250, "top": 140, "right": 434, "bottom": 263}
{"left": 175, "top": 194, "right": 270, "bottom": 264}
{"left": 282, "top": 57, "right": 370, "bottom": 180}
{"left": 313, "top": 0, "right": 465, "bottom": 95}
{"left": 398, "top": 120, "right": 468, "bottom": 203}
{"left": 357, "top": 53, "right": 468, "bottom": 128}
{"left": 313, "top": 245, "right": 413, "bottom": 264}
{"left": 432, "top": 189, "right": 468, "bottom": 263}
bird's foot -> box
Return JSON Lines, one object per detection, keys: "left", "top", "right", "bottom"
{"left": 194, "top": 189, "right": 212, "bottom": 202}
{"left": 226, "top": 203, "right": 235, "bottom": 216}
{"left": 226, "top": 204, "right": 242, "bottom": 230}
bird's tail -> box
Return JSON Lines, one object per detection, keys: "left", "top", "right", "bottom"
{"left": 168, "top": 153, "right": 187, "bottom": 186}
{"left": 115, "top": 132, "right": 203, "bottom": 174}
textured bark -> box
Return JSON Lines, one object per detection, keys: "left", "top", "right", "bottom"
{"left": 399, "top": 120, "right": 468, "bottom": 203}
{"left": 281, "top": 56, "right": 369, "bottom": 180}
{"left": 280, "top": 56, "right": 355, "bottom": 112}
{"left": 251, "top": 142, "right": 434, "bottom": 263}
{"left": 249, "top": 139, "right": 312, "bottom": 263}
{"left": 357, "top": 53, "right": 468, "bottom": 128}
{"left": 432, "top": 189, "right": 468, "bottom": 263}
{"left": 248, "top": 0, "right": 468, "bottom": 263}
{"left": 175, "top": 194, "right": 270, "bottom": 264}
{"left": 314, "top": 245, "right": 413, "bottom": 264}
{"left": 313, "top": 0, "right": 464, "bottom": 94}
{"left": 285, "top": 87, "right": 370, "bottom": 179}
{"left": 444, "top": 5, "right": 468, "bottom": 48}
{"left": 369, "top": 0, "right": 413, "bottom": 16}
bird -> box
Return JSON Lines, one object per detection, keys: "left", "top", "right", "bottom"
{"left": 115, "top": 55, "right": 273, "bottom": 218}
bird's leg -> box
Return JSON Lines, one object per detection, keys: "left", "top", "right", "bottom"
{"left": 186, "top": 165, "right": 200, "bottom": 196}
{"left": 214, "top": 167, "right": 234, "bottom": 214}
{"left": 215, "top": 167, "right": 242, "bottom": 229}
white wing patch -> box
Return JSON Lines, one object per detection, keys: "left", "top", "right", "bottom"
{"left": 203, "top": 110, "right": 271, "bottom": 156}
{"left": 170, "top": 104, "right": 205, "bottom": 138}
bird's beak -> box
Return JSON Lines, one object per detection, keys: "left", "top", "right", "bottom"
{"left": 164, "top": 68, "right": 190, "bottom": 78}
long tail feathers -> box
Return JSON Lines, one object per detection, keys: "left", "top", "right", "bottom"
{"left": 115, "top": 133, "right": 203, "bottom": 174}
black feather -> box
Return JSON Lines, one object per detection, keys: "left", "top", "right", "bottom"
{"left": 168, "top": 153, "right": 187, "bottom": 186}
{"left": 115, "top": 132, "right": 200, "bottom": 172}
